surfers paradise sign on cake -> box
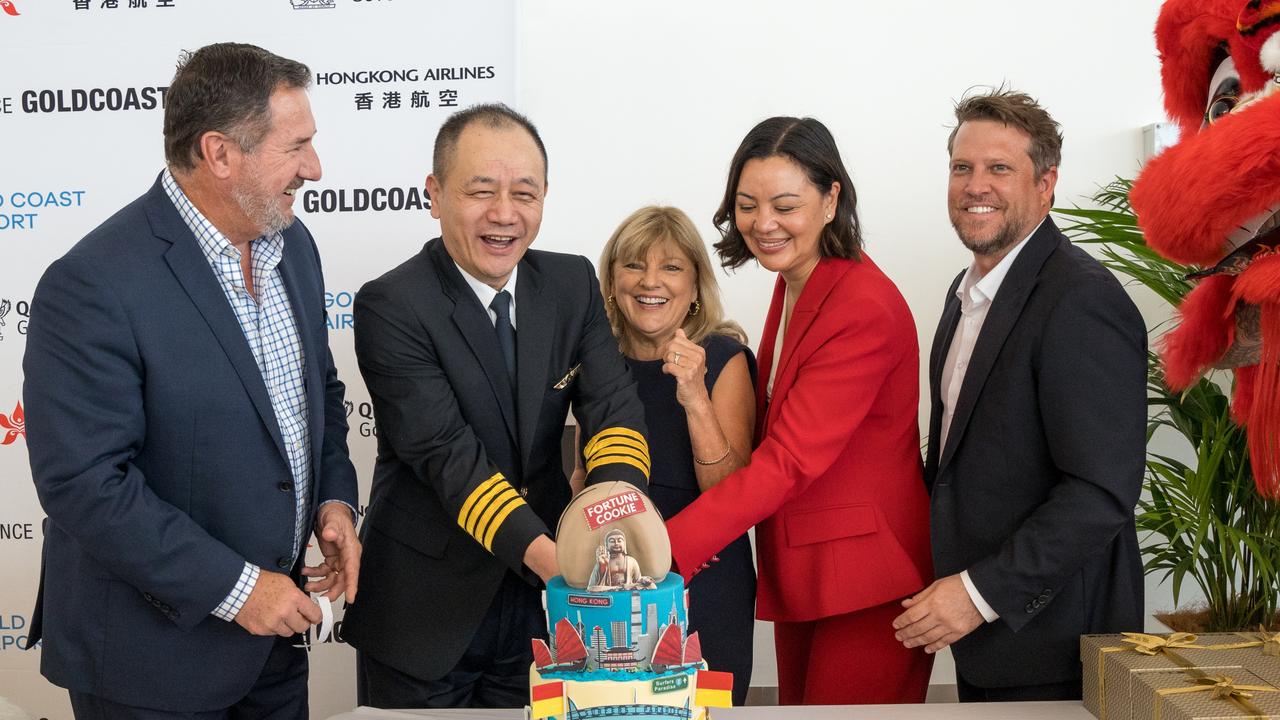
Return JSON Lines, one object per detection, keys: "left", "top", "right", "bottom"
{"left": 527, "top": 481, "right": 732, "bottom": 720}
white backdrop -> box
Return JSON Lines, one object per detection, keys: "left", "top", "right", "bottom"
{"left": 1, "top": 1, "right": 1177, "bottom": 718}
{"left": 517, "top": 0, "right": 1173, "bottom": 700}
{"left": 0, "top": 2, "right": 516, "bottom": 718}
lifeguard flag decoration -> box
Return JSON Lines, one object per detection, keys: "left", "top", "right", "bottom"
{"left": 530, "top": 680, "right": 565, "bottom": 719}
{"left": 695, "top": 670, "right": 733, "bottom": 708}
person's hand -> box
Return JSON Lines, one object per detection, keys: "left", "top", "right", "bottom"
{"left": 304, "top": 502, "right": 361, "bottom": 602}
{"left": 235, "top": 570, "right": 322, "bottom": 637}
{"left": 525, "top": 534, "right": 560, "bottom": 584}
{"left": 661, "top": 329, "right": 709, "bottom": 410}
{"left": 892, "top": 574, "right": 984, "bottom": 654}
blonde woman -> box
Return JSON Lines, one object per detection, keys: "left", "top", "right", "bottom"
{"left": 574, "top": 205, "right": 756, "bottom": 704}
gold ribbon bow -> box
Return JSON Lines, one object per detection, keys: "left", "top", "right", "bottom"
{"left": 1253, "top": 625, "right": 1280, "bottom": 657}
{"left": 1153, "top": 674, "right": 1277, "bottom": 720}
{"left": 1121, "top": 632, "right": 1204, "bottom": 656}
{"left": 1230, "top": 625, "right": 1280, "bottom": 656}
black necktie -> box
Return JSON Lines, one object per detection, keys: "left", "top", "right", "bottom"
{"left": 490, "top": 290, "right": 517, "bottom": 387}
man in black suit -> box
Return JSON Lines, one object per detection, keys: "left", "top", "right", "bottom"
{"left": 892, "top": 88, "right": 1146, "bottom": 701}
{"left": 342, "top": 104, "right": 650, "bottom": 709}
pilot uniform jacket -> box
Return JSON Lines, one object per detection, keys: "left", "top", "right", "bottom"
{"left": 341, "top": 238, "right": 650, "bottom": 682}
{"left": 23, "top": 176, "right": 358, "bottom": 711}
{"left": 666, "top": 253, "right": 933, "bottom": 623}
{"left": 926, "top": 219, "right": 1147, "bottom": 689}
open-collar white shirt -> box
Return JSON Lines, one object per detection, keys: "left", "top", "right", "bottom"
{"left": 939, "top": 217, "right": 1045, "bottom": 623}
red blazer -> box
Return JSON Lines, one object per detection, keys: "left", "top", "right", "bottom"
{"left": 666, "top": 254, "right": 933, "bottom": 622}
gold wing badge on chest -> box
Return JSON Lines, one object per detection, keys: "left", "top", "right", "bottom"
{"left": 552, "top": 363, "right": 582, "bottom": 390}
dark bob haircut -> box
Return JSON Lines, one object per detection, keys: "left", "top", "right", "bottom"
{"left": 712, "top": 116, "right": 862, "bottom": 269}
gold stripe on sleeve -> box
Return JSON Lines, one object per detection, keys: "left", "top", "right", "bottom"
{"left": 458, "top": 474, "right": 505, "bottom": 534}
{"left": 584, "top": 454, "right": 652, "bottom": 479}
{"left": 472, "top": 487, "right": 522, "bottom": 539}
{"left": 585, "top": 446, "right": 652, "bottom": 475}
{"left": 479, "top": 495, "right": 528, "bottom": 551}
{"left": 585, "top": 436, "right": 650, "bottom": 466}
{"left": 583, "top": 427, "right": 648, "bottom": 461}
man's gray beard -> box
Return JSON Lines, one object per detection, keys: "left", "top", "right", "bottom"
{"left": 954, "top": 220, "right": 1020, "bottom": 257}
{"left": 233, "top": 183, "right": 293, "bottom": 238}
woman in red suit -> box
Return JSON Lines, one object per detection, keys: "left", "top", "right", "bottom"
{"left": 665, "top": 116, "right": 934, "bottom": 704}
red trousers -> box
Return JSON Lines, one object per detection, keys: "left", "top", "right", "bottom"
{"left": 773, "top": 597, "right": 933, "bottom": 704}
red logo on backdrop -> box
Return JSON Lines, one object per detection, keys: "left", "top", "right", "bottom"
{"left": 0, "top": 402, "right": 25, "bottom": 444}
{"left": 582, "top": 490, "right": 647, "bottom": 531}
{"left": 0, "top": 1, "right": 19, "bottom": 17}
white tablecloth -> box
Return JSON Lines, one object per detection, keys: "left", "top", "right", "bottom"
{"left": 328, "top": 702, "right": 1094, "bottom": 719}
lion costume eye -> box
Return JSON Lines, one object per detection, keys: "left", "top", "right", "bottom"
{"left": 1207, "top": 93, "right": 1239, "bottom": 123}
{"left": 1204, "top": 55, "right": 1242, "bottom": 127}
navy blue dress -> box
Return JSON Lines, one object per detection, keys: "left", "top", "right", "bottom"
{"left": 628, "top": 332, "right": 757, "bottom": 705}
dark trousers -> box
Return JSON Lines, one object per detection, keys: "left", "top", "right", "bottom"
{"left": 683, "top": 533, "right": 755, "bottom": 706}
{"left": 956, "top": 670, "right": 1082, "bottom": 702}
{"left": 69, "top": 634, "right": 308, "bottom": 719}
{"left": 357, "top": 570, "right": 546, "bottom": 709}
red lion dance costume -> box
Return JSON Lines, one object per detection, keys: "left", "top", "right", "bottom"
{"left": 1132, "top": 0, "right": 1280, "bottom": 497}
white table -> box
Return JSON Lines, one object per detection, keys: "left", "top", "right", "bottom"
{"left": 328, "top": 702, "right": 1094, "bottom": 719}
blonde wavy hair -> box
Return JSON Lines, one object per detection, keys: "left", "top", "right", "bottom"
{"left": 598, "top": 206, "right": 747, "bottom": 356}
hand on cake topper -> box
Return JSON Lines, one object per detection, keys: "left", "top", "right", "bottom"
{"left": 586, "top": 528, "right": 657, "bottom": 591}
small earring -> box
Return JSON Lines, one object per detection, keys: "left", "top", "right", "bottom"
{"left": 826, "top": 214, "right": 832, "bottom": 221}
{"left": 688, "top": 299, "right": 701, "bottom": 317}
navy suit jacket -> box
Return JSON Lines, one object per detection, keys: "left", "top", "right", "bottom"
{"left": 925, "top": 219, "right": 1146, "bottom": 688}
{"left": 23, "top": 175, "right": 358, "bottom": 711}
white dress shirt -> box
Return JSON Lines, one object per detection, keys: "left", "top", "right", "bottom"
{"left": 455, "top": 261, "right": 518, "bottom": 330}
{"left": 163, "top": 169, "right": 311, "bottom": 622}
{"left": 939, "top": 218, "right": 1044, "bottom": 623}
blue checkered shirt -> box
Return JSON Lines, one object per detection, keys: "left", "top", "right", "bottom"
{"left": 162, "top": 170, "right": 312, "bottom": 622}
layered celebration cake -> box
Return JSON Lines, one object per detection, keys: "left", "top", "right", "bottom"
{"left": 527, "top": 482, "right": 732, "bottom": 720}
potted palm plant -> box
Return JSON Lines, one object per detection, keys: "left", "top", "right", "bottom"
{"left": 1056, "top": 179, "right": 1280, "bottom": 632}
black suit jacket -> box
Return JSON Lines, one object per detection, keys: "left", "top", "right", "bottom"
{"left": 342, "top": 238, "right": 649, "bottom": 681}
{"left": 925, "top": 219, "right": 1146, "bottom": 688}
{"left": 23, "top": 175, "right": 358, "bottom": 710}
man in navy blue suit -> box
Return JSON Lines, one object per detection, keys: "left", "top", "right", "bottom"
{"left": 23, "top": 43, "right": 360, "bottom": 719}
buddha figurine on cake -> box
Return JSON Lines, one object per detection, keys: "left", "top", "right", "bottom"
{"left": 527, "top": 481, "right": 734, "bottom": 719}
{"left": 587, "top": 529, "right": 656, "bottom": 592}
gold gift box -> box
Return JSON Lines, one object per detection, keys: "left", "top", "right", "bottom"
{"left": 1082, "top": 633, "right": 1269, "bottom": 720}
{"left": 1131, "top": 667, "right": 1280, "bottom": 720}
{"left": 1236, "top": 631, "right": 1280, "bottom": 688}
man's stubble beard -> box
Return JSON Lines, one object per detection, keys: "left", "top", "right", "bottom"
{"left": 233, "top": 173, "right": 295, "bottom": 238}
{"left": 953, "top": 217, "right": 1022, "bottom": 258}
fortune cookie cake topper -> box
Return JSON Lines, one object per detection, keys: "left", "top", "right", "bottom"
{"left": 555, "top": 481, "right": 670, "bottom": 589}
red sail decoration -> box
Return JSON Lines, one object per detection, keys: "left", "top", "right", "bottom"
{"left": 682, "top": 631, "right": 702, "bottom": 665}
{"left": 532, "top": 638, "right": 554, "bottom": 670}
{"left": 553, "top": 618, "right": 588, "bottom": 664}
{"left": 651, "top": 624, "right": 684, "bottom": 668}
